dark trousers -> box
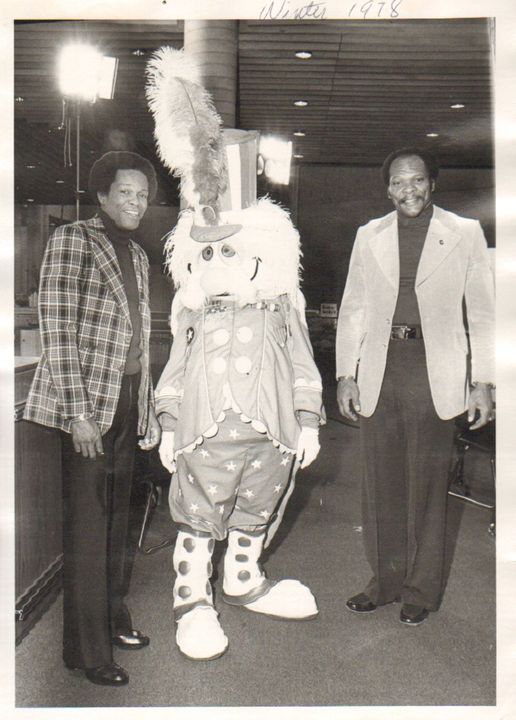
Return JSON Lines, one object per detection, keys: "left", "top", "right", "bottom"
{"left": 61, "top": 374, "right": 140, "bottom": 669}
{"left": 359, "top": 340, "right": 455, "bottom": 610}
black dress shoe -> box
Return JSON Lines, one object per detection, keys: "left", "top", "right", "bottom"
{"left": 400, "top": 604, "right": 429, "bottom": 626}
{"left": 112, "top": 629, "right": 150, "bottom": 650}
{"left": 67, "top": 663, "right": 129, "bottom": 686}
{"left": 346, "top": 592, "right": 377, "bottom": 613}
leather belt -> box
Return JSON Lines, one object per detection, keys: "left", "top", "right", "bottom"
{"left": 390, "top": 324, "right": 423, "bottom": 340}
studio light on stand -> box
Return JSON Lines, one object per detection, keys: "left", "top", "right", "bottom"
{"left": 58, "top": 44, "right": 118, "bottom": 219}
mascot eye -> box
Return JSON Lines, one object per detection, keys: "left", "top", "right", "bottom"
{"left": 221, "top": 244, "right": 236, "bottom": 258}
{"left": 201, "top": 246, "right": 214, "bottom": 261}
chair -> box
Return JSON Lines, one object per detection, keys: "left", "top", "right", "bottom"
{"left": 132, "top": 449, "right": 176, "bottom": 554}
{"left": 448, "top": 418, "right": 495, "bottom": 537}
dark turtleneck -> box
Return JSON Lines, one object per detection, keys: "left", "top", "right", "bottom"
{"left": 99, "top": 210, "right": 142, "bottom": 375}
{"left": 392, "top": 203, "right": 433, "bottom": 325}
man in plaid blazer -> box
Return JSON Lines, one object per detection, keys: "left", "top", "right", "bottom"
{"left": 24, "top": 151, "right": 161, "bottom": 686}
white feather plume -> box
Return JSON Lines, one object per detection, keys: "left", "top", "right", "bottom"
{"left": 145, "top": 46, "right": 226, "bottom": 210}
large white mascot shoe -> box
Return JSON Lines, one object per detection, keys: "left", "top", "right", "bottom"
{"left": 173, "top": 530, "right": 229, "bottom": 660}
{"left": 176, "top": 606, "right": 228, "bottom": 660}
{"left": 222, "top": 529, "right": 318, "bottom": 620}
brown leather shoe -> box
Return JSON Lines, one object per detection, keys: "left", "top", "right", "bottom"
{"left": 345, "top": 592, "right": 377, "bottom": 613}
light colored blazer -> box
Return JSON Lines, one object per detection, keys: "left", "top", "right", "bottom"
{"left": 336, "top": 205, "right": 495, "bottom": 420}
{"left": 24, "top": 215, "right": 153, "bottom": 435}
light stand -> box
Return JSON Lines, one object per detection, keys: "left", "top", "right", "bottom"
{"left": 58, "top": 45, "right": 118, "bottom": 219}
{"left": 75, "top": 101, "right": 81, "bottom": 220}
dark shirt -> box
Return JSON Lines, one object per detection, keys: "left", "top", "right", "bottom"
{"left": 392, "top": 204, "right": 433, "bottom": 325}
{"left": 99, "top": 210, "right": 143, "bottom": 375}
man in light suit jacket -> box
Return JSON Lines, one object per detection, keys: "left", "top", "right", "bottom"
{"left": 336, "top": 147, "right": 494, "bottom": 626}
{"left": 24, "top": 151, "right": 161, "bottom": 685}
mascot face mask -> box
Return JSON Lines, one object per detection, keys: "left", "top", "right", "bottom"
{"left": 165, "top": 197, "right": 303, "bottom": 313}
{"left": 192, "top": 238, "right": 260, "bottom": 300}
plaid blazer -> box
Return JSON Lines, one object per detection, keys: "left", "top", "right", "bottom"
{"left": 24, "top": 215, "right": 153, "bottom": 435}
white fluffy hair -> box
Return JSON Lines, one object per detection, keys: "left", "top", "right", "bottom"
{"left": 165, "top": 197, "right": 303, "bottom": 312}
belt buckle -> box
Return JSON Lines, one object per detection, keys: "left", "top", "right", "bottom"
{"left": 393, "top": 324, "right": 415, "bottom": 340}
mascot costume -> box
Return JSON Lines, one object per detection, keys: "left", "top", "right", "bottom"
{"left": 146, "top": 48, "right": 324, "bottom": 660}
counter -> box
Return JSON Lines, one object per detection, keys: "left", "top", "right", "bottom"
{"left": 15, "top": 358, "right": 63, "bottom": 642}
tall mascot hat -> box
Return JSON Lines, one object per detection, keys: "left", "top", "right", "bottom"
{"left": 145, "top": 47, "right": 303, "bottom": 325}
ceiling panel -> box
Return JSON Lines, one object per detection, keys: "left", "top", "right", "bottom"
{"left": 14, "top": 17, "right": 493, "bottom": 206}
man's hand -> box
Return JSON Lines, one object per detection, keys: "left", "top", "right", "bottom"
{"left": 159, "top": 431, "right": 176, "bottom": 473}
{"left": 70, "top": 418, "right": 104, "bottom": 459}
{"left": 468, "top": 383, "right": 494, "bottom": 430}
{"left": 296, "top": 427, "right": 320, "bottom": 469}
{"left": 337, "top": 377, "right": 361, "bottom": 421}
{"left": 139, "top": 406, "right": 162, "bottom": 450}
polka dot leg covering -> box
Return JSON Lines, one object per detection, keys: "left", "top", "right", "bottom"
{"left": 222, "top": 529, "right": 271, "bottom": 601}
{"left": 223, "top": 529, "right": 319, "bottom": 620}
{"left": 173, "top": 529, "right": 228, "bottom": 660}
{"left": 173, "top": 530, "right": 215, "bottom": 617}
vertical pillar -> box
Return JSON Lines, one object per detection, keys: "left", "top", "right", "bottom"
{"left": 183, "top": 20, "right": 238, "bottom": 128}
{"left": 183, "top": 21, "right": 258, "bottom": 211}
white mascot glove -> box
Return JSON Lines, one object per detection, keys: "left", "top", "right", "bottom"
{"left": 159, "top": 431, "right": 176, "bottom": 473}
{"left": 296, "top": 427, "right": 320, "bottom": 469}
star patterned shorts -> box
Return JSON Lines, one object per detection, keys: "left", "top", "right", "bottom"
{"left": 169, "top": 412, "right": 295, "bottom": 540}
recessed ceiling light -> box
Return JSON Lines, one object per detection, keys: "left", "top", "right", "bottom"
{"left": 26, "top": 198, "right": 34, "bottom": 203}
{"left": 56, "top": 180, "right": 65, "bottom": 184}
{"left": 15, "top": 96, "right": 24, "bottom": 103}
{"left": 295, "top": 51, "right": 312, "bottom": 59}
{"left": 26, "top": 164, "right": 36, "bottom": 169}
{"left": 450, "top": 103, "right": 465, "bottom": 109}
{"left": 426, "top": 132, "right": 439, "bottom": 138}
{"left": 293, "top": 131, "right": 306, "bottom": 137}
{"left": 294, "top": 100, "right": 308, "bottom": 107}
{"left": 131, "top": 49, "right": 147, "bottom": 56}
{"left": 293, "top": 154, "right": 304, "bottom": 159}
